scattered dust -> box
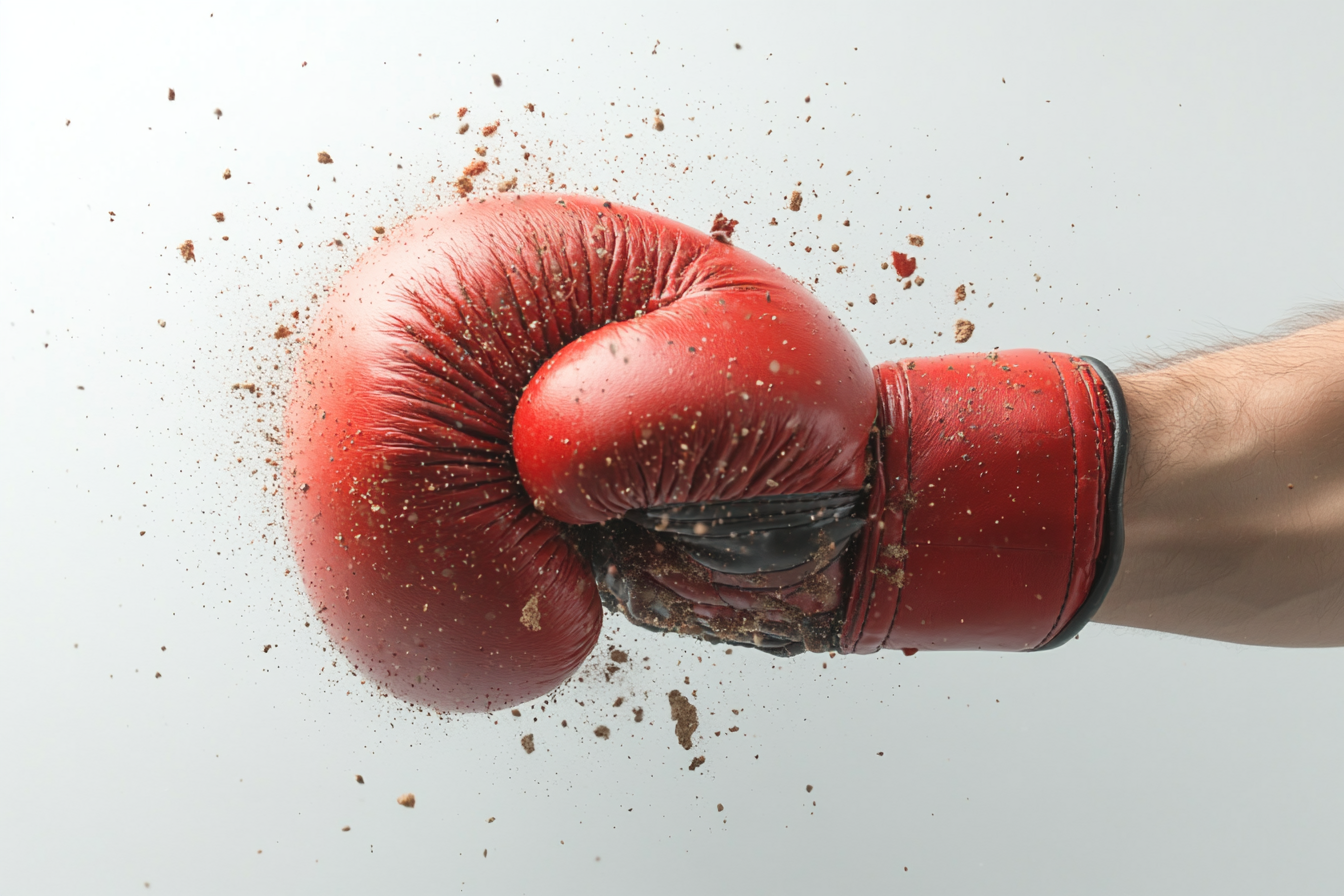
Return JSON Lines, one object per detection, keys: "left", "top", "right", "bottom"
{"left": 593, "top": 725, "right": 610, "bottom": 739}
{"left": 709, "top": 213, "right": 738, "bottom": 244}
{"left": 668, "top": 690, "right": 699, "bottom": 749}
{"left": 273, "top": 325, "right": 292, "bottom": 340}
{"left": 609, "top": 649, "right": 628, "bottom": 664}
{"left": 496, "top": 177, "right": 517, "bottom": 192}
{"left": 457, "top": 107, "right": 468, "bottom": 118}
{"left": 521, "top": 733, "right": 535, "bottom": 754}
{"left": 177, "top": 240, "right": 195, "bottom": 263}
{"left": 688, "top": 756, "right": 706, "bottom": 772}
{"left": 317, "top": 151, "right": 333, "bottom": 165}
{"left": 788, "top": 190, "right": 803, "bottom": 212}
{"left": 481, "top": 121, "right": 500, "bottom": 137}
{"left": 613, "top": 696, "right": 624, "bottom": 708}
{"left": 954, "top": 319, "right": 975, "bottom": 343}
{"left": 454, "top": 176, "right": 475, "bottom": 196}
{"left": 520, "top": 594, "right": 541, "bottom": 631}
{"left": 372, "top": 225, "right": 385, "bottom": 234}
{"left": 212, "top": 212, "right": 224, "bottom": 222}
{"left": 908, "top": 234, "right": 924, "bottom": 247}
{"left": 474, "top": 146, "right": 487, "bottom": 157}
{"left": 954, "top": 284, "right": 967, "bottom": 304}
{"left": 463, "top": 160, "right": 488, "bottom": 177}
{"left": 396, "top": 793, "right": 416, "bottom": 808}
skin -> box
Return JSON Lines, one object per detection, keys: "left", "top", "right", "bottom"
{"left": 1095, "top": 317, "right": 1344, "bottom": 646}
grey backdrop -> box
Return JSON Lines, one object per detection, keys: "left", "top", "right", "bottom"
{"left": 2, "top": 2, "right": 1342, "bottom": 893}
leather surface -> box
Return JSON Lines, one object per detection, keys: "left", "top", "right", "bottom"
{"left": 840, "top": 351, "right": 1114, "bottom": 653}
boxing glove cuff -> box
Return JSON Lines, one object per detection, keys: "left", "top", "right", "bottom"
{"left": 840, "top": 350, "right": 1129, "bottom": 654}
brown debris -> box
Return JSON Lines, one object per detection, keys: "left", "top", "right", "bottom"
{"left": 396, "top": 793, "right": 416, "bottom": 808}
{"left": 454, "top": 175, "right": 475, "bottom": 196}
{"left": 868, "top": 294, "right": 878, "bottom": 305}
{"left": 709, "top": 213, "right": 738, "bottom": 244}
{"left": 511, "top": 708, "right": 521, "bottom": 717}
{"left": 668, "top": 690, "right": 699, "bottom": 750}
{"left": 496, "top": 177, "right": 517, "bottom": 193}
{"left": 653, "top": 115, "right": 665, "bottom": 132}
{"left": 222, "top": 168, "right": 231, "bottom": 180}
{"left": 213, "top": 108, "right": 222, "bottom": 119}
{"left": 457, "top": 107, "right": 468, "bottom": 118}
{"left": 907, "top": 234, "right": 924, "bottom": 247}
{"left": 491, "top": 73, "right": 502, "bottom": 87}
{"left": 474, "top": 146, "right": 487, "bottom": 157}
{"left": 463, "top": 159, "right": 488, "bottom": 177}
{"left": 521, "top": 733, "right": 535, "bottom": 754}
{"left": 458, "top": 123, "right": 469, "bottom": 134}
{"left": 355, "top": 775, "right": 364, "bottom": 784}
{"left": 167, "top": 88, "right": 176, "bottom": 101}
{"left": 688, "top": 756, "right": 706, "bottom": 772}
{"left": 481, "top": 121, "right": 499, "bottom": 137}
{"left": 954, "top": 319, "right": 975, "bottom": 343}
{"left": 593, "top": 725, "right": 610, "bottom": 740}
{"left": 372, "top": 225, "right": 385, "bottom": 235}
{"left": 954, "top": 284, "right": 967, "bottom": 304}
{"left": 317, "top": 151, "right": 333, "bottom": 164}
{"left": 633, "top": 707, "right": 644, "bottom": 723}
{"left": 914, "top": 276, "right": 924, "bottom": 287}
{"left": 613, "top": 696, "right": 624, "bottom": 708}
{"left": 177, "top": 240, "right": 195, "bottom": 262}
{"left": 788, "top": 191, "right": 803, "bottom": 212}
{"left": 274, "top": 325, "right": 293, "bottom": 340}
{"left": 520, "top": 594, "right": 541, "bottom": 630}
{"left": 609, "top": 648, "right": 628, "bottom": 664}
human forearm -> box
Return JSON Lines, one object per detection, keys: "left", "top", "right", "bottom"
{"left": 1095, "top": 319, "right": 1344, "bottom": 646}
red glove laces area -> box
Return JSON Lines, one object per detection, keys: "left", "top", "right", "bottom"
{"left": 285, "top": 194, "right": 1121, "bottom": 711}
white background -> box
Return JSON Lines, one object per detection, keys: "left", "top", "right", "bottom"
{"left": 2, "top": 2, "right": 1342, "bottom": 893}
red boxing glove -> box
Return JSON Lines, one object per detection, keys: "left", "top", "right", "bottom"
{"left": 285, "top": 193, "right": 1127, "bottom": 712}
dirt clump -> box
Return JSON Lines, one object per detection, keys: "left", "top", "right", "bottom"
{"left": 633, "top": 707, "right": 644, "bottom": 723}
{"left": 891, "top": 251, "right": 917, "bottom": 278}
{"left": 496, "top": 177, "right": 517, "bottom": 192}
{"left": 519, "top": 594, "right": 541, "bottom": 630}
{"left": 609, "top": 648, "right": 628, "bottom": 664}
{"left": 688, "top": 756, "right": 706, "bottom": 771}
{"left": 317, "top": 151, "right": 333, "bottom": 164}
{"left": 668, "top": 690, "right": 699, "bottom": 749}
{"left": 274, "top": 325, "right": 292, "bottom": 339}
{"left": 178, "top": 240, "right": 195, "bottom": 262}
{"left": 396, "top": 793, "right": 416, "bottom": 808}
{"left": 463, "top": 159, "right": 488, "bottom": 177}
{"left": 454, "top": 176, "right": 474, "bottom": 196}
{"left": 908, "top": 234, "right": 924, "bottom": 247}
{"left": 521, "top": 733, "right": 535, "bottom": 754}
{"left": 954, "top": 319, "right": 975, "bottom": 343}
{"left": 594, "top": 725, "right": 610, "bottom": 739}
{"left": 955, "top": 284, "right": 967, "bottom": 304}
{"left": 788, "top": 191, "right": 803, "bottom": 212}
{"left": 212, "top": 212, "right": 225, "bottom": 223}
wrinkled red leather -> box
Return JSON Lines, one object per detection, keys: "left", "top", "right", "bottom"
{"left": 512, "top": 234, "right": 874, "bottom": 522}
{"left": 285, "top": 193, "right": 871, "bottom": 712}
{"left": 840, "top": 351, "right": 1114, "bottom": 653}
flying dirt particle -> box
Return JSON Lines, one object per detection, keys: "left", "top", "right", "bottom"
{"left": 274, "top": 325, "right": 292, "bottom": 340}
{"left": 355, "top": 775, "right": 364, "bottom": 784}
{"left": 428, "top": 112, "right": 440, "bottom": 120}
{"left": 914, "top": 276, "right": 924, "bottom": 287}
{"left": 891, "top": 251, "right": 916, "bottom": 278}
{"left": 521, "top": 733, "right": 535, "bottom": 754}
{"left": 806, "top": 784, "right": 813, "bottom": 793}
{"left": 341, "top": 826, "right": 350, "bottom": 832}
{"left": 633, "top": 707, "right": 644, "bottom": 723}
{"left": 475, "top": 146, "right": 487, "bottom": 157}
{"left": 222, "top": 168, "right": 231, "bottom": 180}
{"left": 954, "top": 319, "right": 975, "bottom": 343}
{"left": 167, "top": 88, "right": 175, "bottom": 101}
{"left": 372, "top": 225, "right": 385, "bottom": 234}
{"left": 768, "top": 217, "right": 777, "bottom": 225}
{"left": 396, "top": 793, "right": 416, "bottom": 808}
{"left": 520, "top": 594, "right": 541, "bottom": 631}
{"left": 492, "top": 73, "right": 502, "bottom": 87}
{"left": 804, "top": 95, "right": 811, "bottom": 103}
{"left": 689, "top": 756, "right": 706, "bottom": 772}
{"left": 458, "top": 107, "right": 468, "bottom": 118}
{"left": 908, "top": 234, "right": 924, "bottom": 247}
{"left": 613, "top": 697, "right": 624, "bottom": 708}
{"left": 496, "top": 177, "right": 517, "bottom": 193}
{"left": 902, "top": 279, "right": 912, "bottom": 290}
{"left": 454, "top": 175, "right": 475, "bottom": 196}
{"left": 177, "top": 240, "right": 195, "bottom": 262}
{"left": 317, "top": 151, "right": 333, "bottom": 164}
{"left": 710, "top": 213, "right": 738, "bottom": 244}
{"left": 954, "top": 284, "right": 967, "bottom": 304}
{"left": 482, "top": 121, "right": 500, "bottom": 137}
{"left": 594, "top": 726, "right": 610, "bottom": 740}
{"left": 609, "top": 648, "right": 628, "bottom": 664}
{"left": 624, "top": 133, "right": 633, "bottom": 138}
{"left": 831, "top": 244, "right": 840, "bottom": 252}
{"left": 668, "top": 690, "right": 699, "bottom": 749}
{"left": 463, "top": 160, "right": 488, "bottom": 177}
{"left": 458, "top": 123, "right": 469, "bottom": 135}
{"left": 1034, "top": 273, "right": 1041, "bottom": 282}
{"left": 511, "top": 708, "right": 521, "bottom": 717}
{"left": 717, "top": 803, "right": 724, "bottom": 811}
{"left": 788, "top": 191, "right": 802, "bottom": 212}
{"left": 525, "top": 103, "right": 535, "bottom": 112}
{"left": 653, "top": 116, "right": 665, "bottom": 131}
{"left": 868, "top": 294, "right": 877, "bottom": 305}
{"left": 157, "top": 319, "right": 166, "bottom": 327}
{"left": 213, "top": 108, "right": 222, "bottom": 119}
{"left": 212, "top": 212, "right": 224, "bottom": 222}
